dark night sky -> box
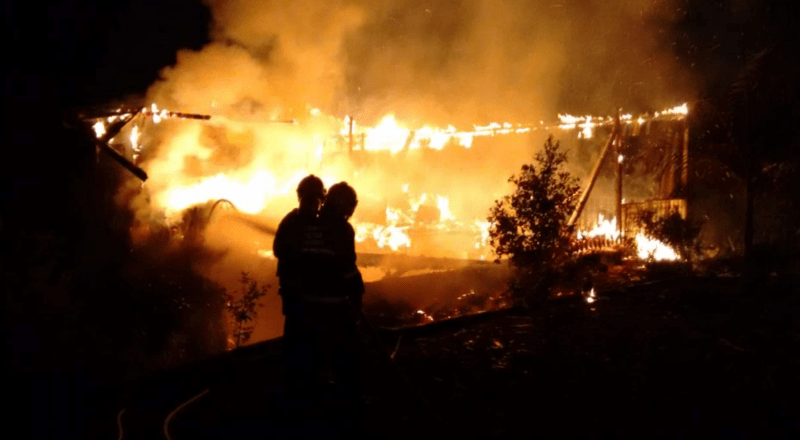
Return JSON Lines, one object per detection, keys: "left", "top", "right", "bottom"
{"left": 8, "top": 0, "right": 209, "bottom": 111}
{"left": 8, "top": 1, "right": 795, "bottom": 119}
{"left": 7, "top": 1, "right": 797, "bottom": 118}
{"left": 4, "top": 0, "right": 211, "bottom": 226}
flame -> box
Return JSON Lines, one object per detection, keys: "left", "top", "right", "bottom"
{"left": 92, "top": 121, "right": 106, "bottom": 138}
{"left": 359, "top": 115, "right": 477, "bottom": 153}
{"left": 577, "top": 214, "right": 681, "bottom": 262}
{"left": 129, "top": 125, "right": 142, "bottom": 162}
{"left": 558, "top": 114, "right": 598, "bottom": 139}
{"left": 314, "top": 143, "right": 323, "bottom": 162}
{"left": 586, "top": 287, "right": 596, "bottom": 304}
{"left": 337, "top": 103, "right": 687, "bottom": 156}
{"left": 364, "top": 115, "right": 409, "bottom": 154}
{"left": 129, "top": 125, "right": 141, "bottom": 150}
{"left": 557, "top": 114, "right": 580, "bottom": 130}
{"left": 409, "top": 193, "right": 427, "bottom": 212}
{"left": 353, "top": 206, "right": 412, "bottom": 251}
{"left": 415, "top": 309, "right": 435, "bottom": 322}
{"left": 158, "top": 169, "right": 282, "bottom": 215}
{"left": 659, "top": 103, "right": 689, "bottom": 116}
{"left": 340, "top": 115, "right": 354, "bottom": 137}
{"left": 580, "top": 116, "right": 594, "bottom": 139}
{"left": 114, "top": 101, "right": 689, "bottom": 263}
{"left": 257, "top": 249, "right": 275, "bottom": 259}
{"left": 635, "top": 233, "right": 680, "bottom": 261}
{"left": 577, "top": 214, "right": 620, "bottom": 240}
{"left": 474, "top": 220, "right": 491, "bottom": 249}
{"left": 148, "top": 103, "right": 169, "bottom": 123}
{"left": 437, "top": 195, "right": 455, "bottom": 221}
{"left": 374, "top": 225, "right": 412, "bottom": 251}
{"left": 472, "top": 121, "right": 530, "bottom": 137}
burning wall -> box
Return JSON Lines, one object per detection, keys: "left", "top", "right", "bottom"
{"left": 96, "top": 102, "right": 688, "bottom": 266}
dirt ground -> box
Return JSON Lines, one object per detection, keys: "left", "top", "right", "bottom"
{"left": 49, "top": 273, "right": 800, "bottom": 439}
{"left": 390, "top": 274, "right": 800, "bottom": 437}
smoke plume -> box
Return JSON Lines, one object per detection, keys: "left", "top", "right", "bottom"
{"left": 149, "top": 0, "right": 689, "bottom": 123}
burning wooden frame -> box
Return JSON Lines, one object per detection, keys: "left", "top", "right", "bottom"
{"left": 68, "top": 100, "right": 690, "bottom": 266}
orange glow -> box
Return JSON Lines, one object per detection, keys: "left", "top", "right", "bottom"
{"left": 577, "top": 214, "right": 681, "bottom": 262}
{"left": 159, "top": 170, "right": 279, "bottom": 215}
{"left": 437, "top": 195, "right": 455, "bottom": 221}
{"left": 657, "top": 103, "right": 689, "bottom": 117}
{"left": 577, "top": 214, "right": 620, "bottom": 241}
{"left": 92, "top": 121, "right": 106, "bottom": 138}
{"left": 364, "top": 115, "right": 409, "bottom": 154}
{"left": 120, "top": 102, "right": 689, "bottom": 264}
{"left": 415, "top": 310, "right": 435, "bottom": 322}
{"left": 635, "top": 233, "right": 680, "bottom": 261}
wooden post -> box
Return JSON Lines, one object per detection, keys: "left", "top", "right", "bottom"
{"left": 681, "top": 120, "right": 690, "bottom": 206}
{"left": 348, "top": 116, "right": 354, "bottom": 154}
{"left": 672, "top": 129, "right": 683, "bottom": 196}
{"left": 567, "top": 123, "right": 619, "bottom": 228}
{"left": 94, "top": 140, "right": 148, "bottom": 181}
{"left": 616, "top": 130, "right": 623, "bottom": 235}
{"left": 92, "top": 110, "right": 149, "bottom": 181}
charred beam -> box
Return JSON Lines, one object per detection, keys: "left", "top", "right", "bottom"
{"left": 99, "top": 110, "right": 139, "bottom": 143}
{"left": 76, "top": 109, "right": 150, "bottom": 181}
{"left": 140, "top": 111, "right": 211, "bottom": 120}
{"left": 567, "top": 122, "right": 619, "bottom": 228}
{"left": 80, "top": 109, "right": 212, "bottom": 121}
{"left": 95, "top": 140, "right": 148, "bottom": 181}
{"left": 681, "top": 120, "right": 690, "bottom": 199}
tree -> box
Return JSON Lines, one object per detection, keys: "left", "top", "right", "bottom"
{"left": 488, "top": 136, "right": 581, "bottom": 300}
{"left": 223, "top": 272, "right": 270, "bottom": 348}
{"left": 690, "top": 36, "right": 800, "bottom": 281}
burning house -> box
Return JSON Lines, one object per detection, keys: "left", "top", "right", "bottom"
{"left": 61, "top": 0, "right": 706, "bottom": 339}
{"left": 77, "top": 101, "right": 689, "bottom": 255}
{"left": 73, "top": 99, "right": 691, "bottom": 330}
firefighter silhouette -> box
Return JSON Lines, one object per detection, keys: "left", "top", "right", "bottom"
{"left": 273, "top": 176, "right": 364, "bottom": 407}
{"left": 319, "top": 182, "right": 364, "bottom": 402}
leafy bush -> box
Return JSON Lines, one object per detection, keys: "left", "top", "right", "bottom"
{"left": 488, "top": 136, "right": 581, "bottom": 300}
{"left": 639, "top": 210, "right": 702, "bottom": 260}
{"left": 223, "top": 272, "right": 270, "bottom": 348}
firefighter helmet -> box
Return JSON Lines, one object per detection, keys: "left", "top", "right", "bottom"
{"left": 296, "top": 174, "right": 325, "bottom": 201}
{"left": 325, "top": 182, "right": 358, "bottom": 218}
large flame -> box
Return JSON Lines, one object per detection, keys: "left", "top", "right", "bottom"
{"left": 634, "top": 233, "right": 680, "bottom": 261}
{"left": 105, "top": 102, "right": 687, "bottom": 261}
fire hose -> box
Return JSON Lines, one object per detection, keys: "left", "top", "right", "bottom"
{"left": 208, "top": 200, "right": 280, "bottom": 236}
{"left": 211, "top": 198, "right": 448, "bottom": 424}
{"left": 352, "top": 307, "right": 449, "bottom": 427}
{"left": 139, "top": 199, "right": 446, "bottom": 431}
{"left": 163, "top": 388, "right": 210, "bottom": 440}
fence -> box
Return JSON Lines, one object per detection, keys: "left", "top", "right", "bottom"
{"left": 622, "top": 198, "right": 687, "bottom": 236}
